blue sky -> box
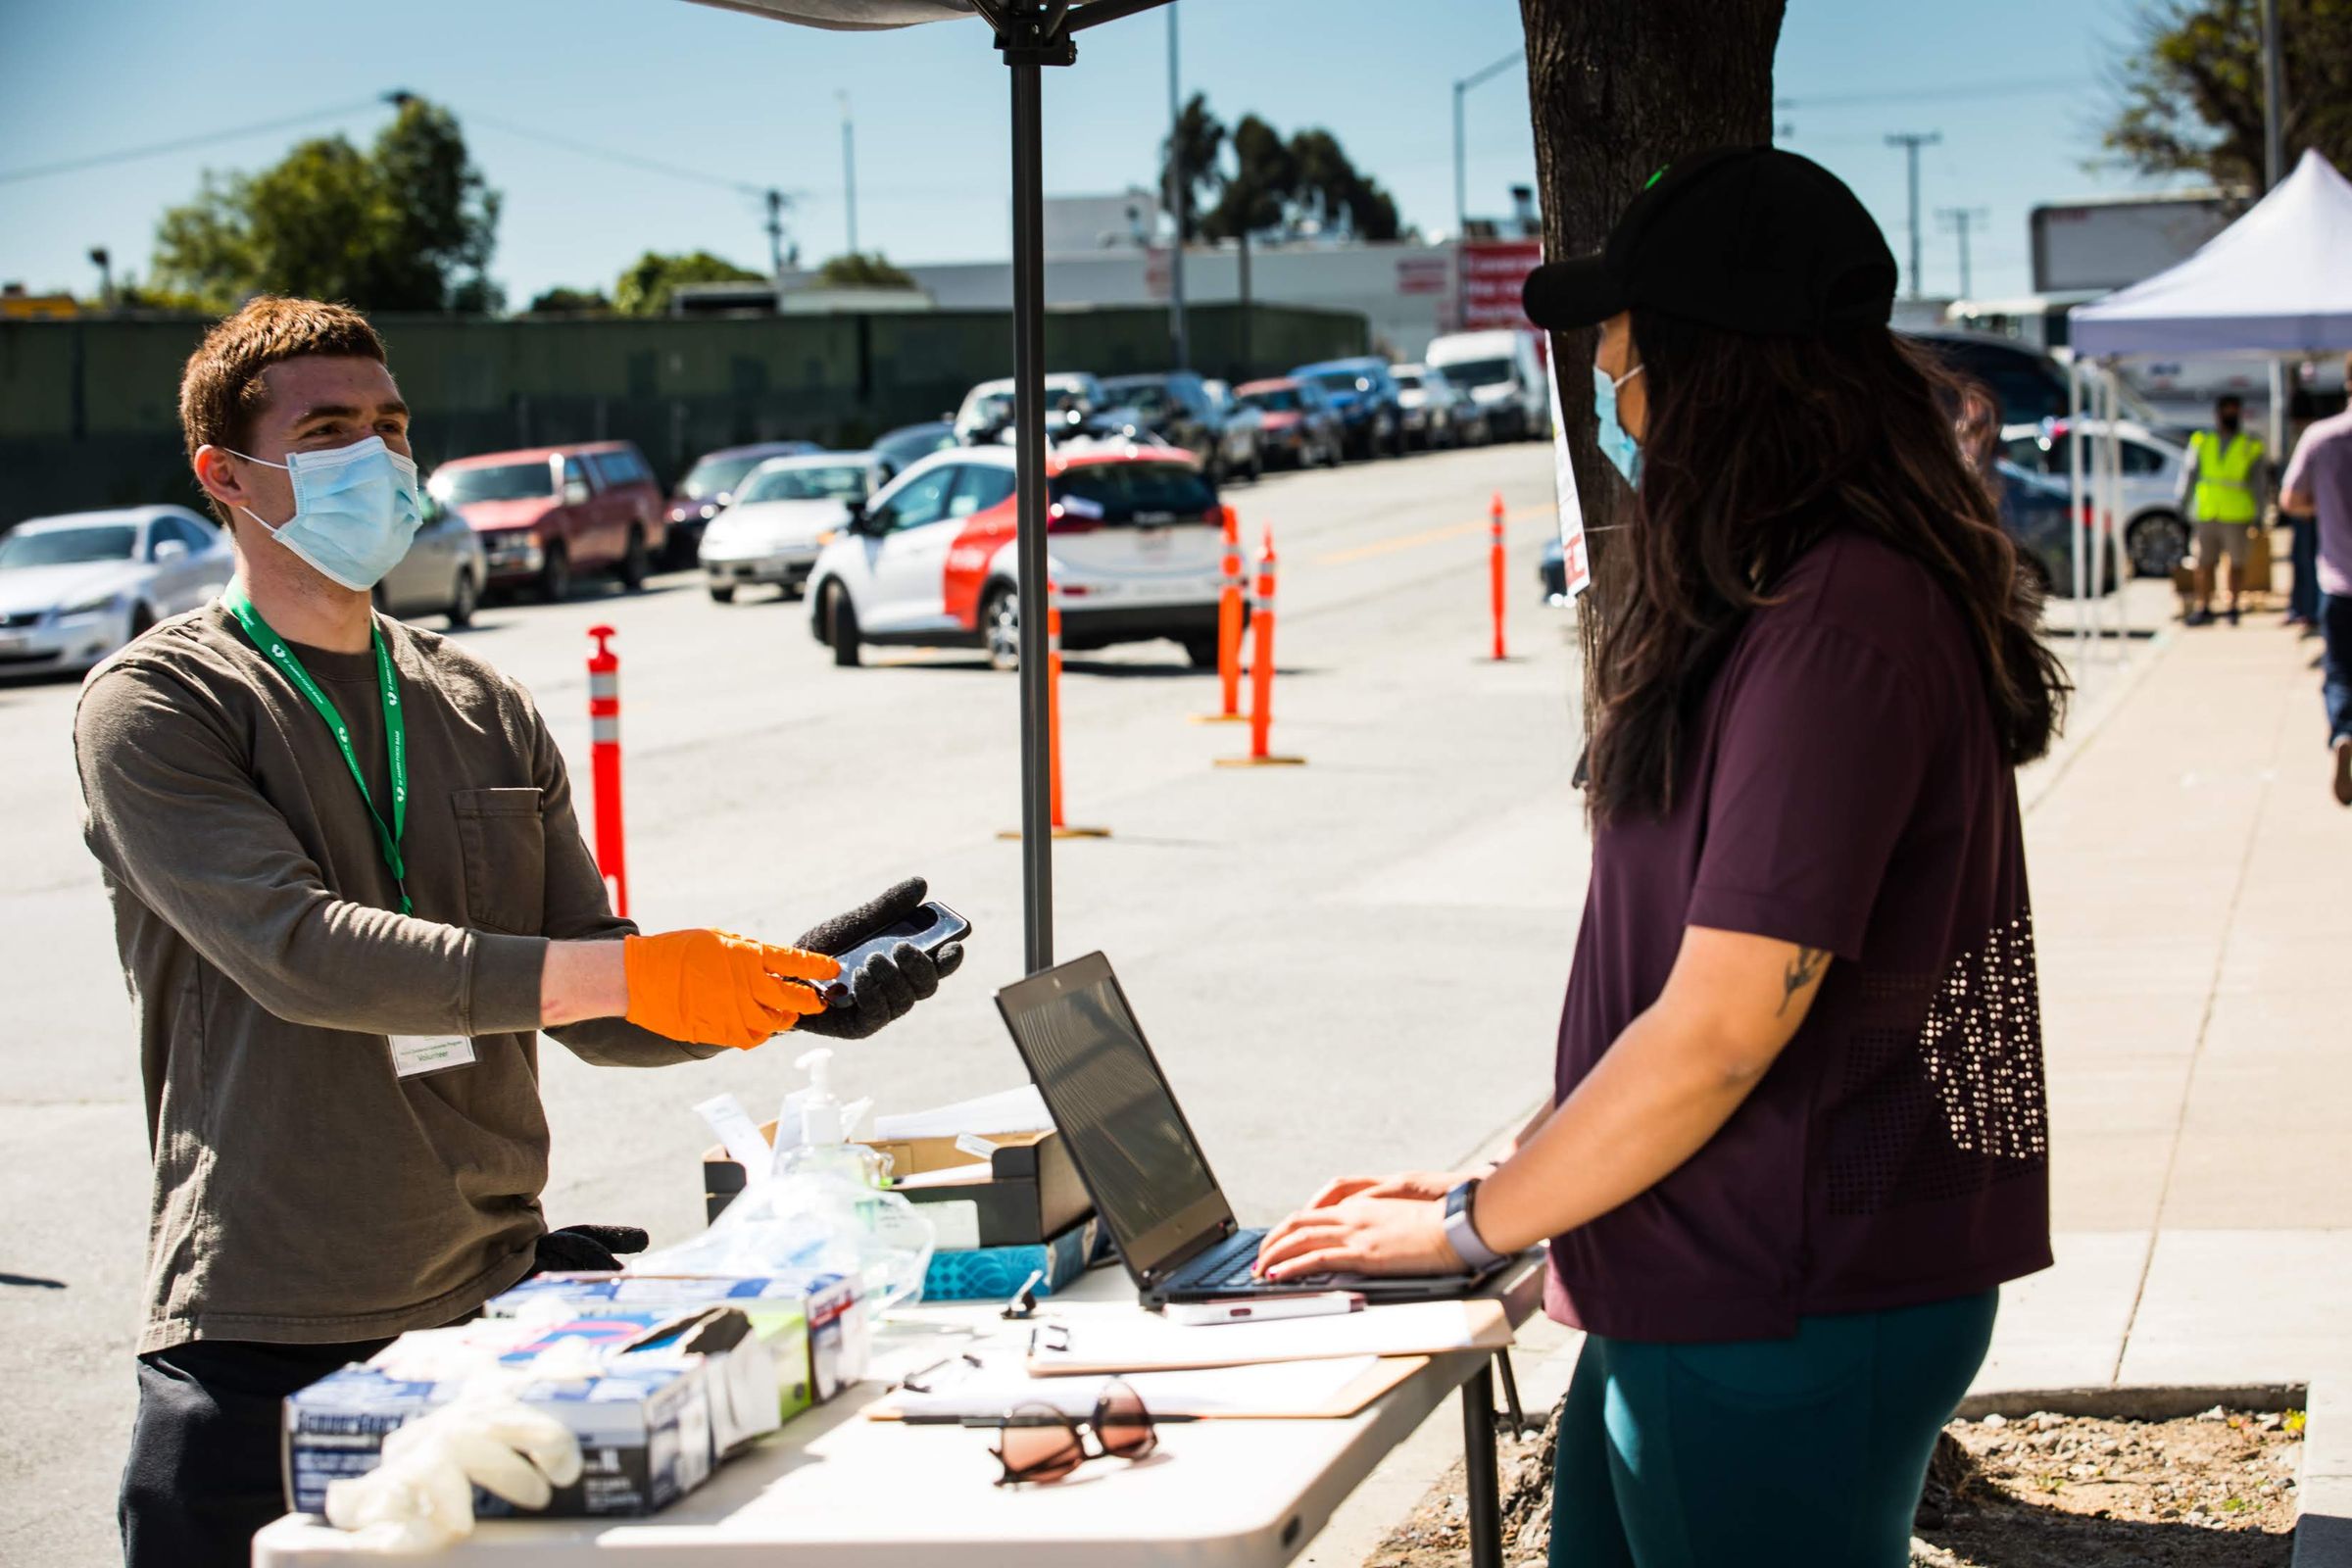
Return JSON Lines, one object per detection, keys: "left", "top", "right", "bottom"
{"left": 1, "top": 0, "right": 2176, "bottom": 309}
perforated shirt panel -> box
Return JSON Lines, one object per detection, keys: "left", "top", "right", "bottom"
{"left": 1544, "top": 532, "right": 2052, "bottom": 1344}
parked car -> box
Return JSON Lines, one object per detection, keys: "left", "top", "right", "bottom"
{"left": 1392, "top": 362, "right": 1485, "bottom": 450}
{"left": 2002, "top": 417, "right": 2190, "bottom": 579}
{"left": 1998, "top": 460, "right": 2123, "bottom": 600}
{"left": 700, "top": 452, "right": 884, "bottom": 603}
{"left": 1423, "top": 329, "right": 1548, "bottom": 442}
{"left": 1203, "top": 379, "right": 1267, "bottom": 481}
{"left": 1235, "top": 377, "right": 1346, "bottom": 468}
{"left": 427, "top": 441, "right": 667, "bottom": 602}
{"left": 375, "top": 487, "right": 488, "bottom": 628}
{"left": 1096, "top": 370, "right": 1261, "bottom": 483}
{"left": 807, "top": 442, "right": 1226, "bottom": 670}
{"left": 1905, "top": 330, "right": 2092, "bottom": 429}
{"left": 953, "top": 373, "right": 1105, "bottom": 445}
{"left": 0, "top": 506, "right": 232, "bottom": 676}
{"left": 872, "top": 420, "right": 961, "bottom": 481}
{"left": 666, "top": 440, "right": 822, "bottom": 566}
{"left": 1291, "top": 357, "right": 1404, "bottom": 461}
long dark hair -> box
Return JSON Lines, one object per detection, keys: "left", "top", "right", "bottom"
{"left": 1586, "top": 310, "right": 2069, "bottom": 823}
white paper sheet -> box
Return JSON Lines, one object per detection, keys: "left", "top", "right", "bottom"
{"left": 871, "top": 1085, "right": 1053, "bottom": 1142}
{"left": 885, "top": 1355, "right": 1386, "bottom": 1420}
{"left": 1027, "top": 1299, "right": 1509, "bottom": 1373}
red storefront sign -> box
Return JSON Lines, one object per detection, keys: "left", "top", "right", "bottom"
{"left": 1458, "top": 238, "right": 1544, "bottom": 331}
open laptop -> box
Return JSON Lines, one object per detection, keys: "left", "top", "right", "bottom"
{"left": 995, "top": 951, "right": 1510, "bottom": 1306}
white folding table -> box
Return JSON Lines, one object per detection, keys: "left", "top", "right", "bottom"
{"left": 253, "top": 1259, "right": 1545, "bottom": 1568}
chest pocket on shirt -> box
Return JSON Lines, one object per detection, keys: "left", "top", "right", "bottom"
{"left": 453, "top": 788, "right": 546, "bottom": 935}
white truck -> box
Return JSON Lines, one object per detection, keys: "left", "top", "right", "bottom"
{"left": 1422, "top": 329, "right": 1549, "bottom": 443}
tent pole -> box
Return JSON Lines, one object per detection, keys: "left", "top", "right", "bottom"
{"left": 1009, "top": 52, "right": 1054, "bottom": 974}
{"left": 2068, "top": 356, "right": 2085, "bottom": 658}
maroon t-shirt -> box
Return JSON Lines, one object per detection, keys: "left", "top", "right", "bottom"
{"left": 1545, "top": 531, "right": 2051, "bottom": 1344}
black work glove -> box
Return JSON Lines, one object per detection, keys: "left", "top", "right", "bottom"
{"left": 529, "top": 1223, "right": 649, "bottom": 1277}
{"left": 793, "top": 876, "right": 966, "bottom": 1041}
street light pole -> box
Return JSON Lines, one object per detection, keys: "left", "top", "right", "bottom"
{"left": 2261, "top": 0, "right": 2288, "bottom": 451}
{"left": 1886, "top": 131, "right": 1941, "bottom": 300}
{"left": 839, "top": 91, "right": 859, "bottom": 259}
{"left": 1165, "top": 4, "right": 1188, "bottom": 368}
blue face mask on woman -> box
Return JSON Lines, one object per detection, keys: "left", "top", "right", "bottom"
{"left": 226, "top": 436, "right": 424, "bottom": 592}
{"left": 1592, "top": 363, "right": 1645, "bottom": 489}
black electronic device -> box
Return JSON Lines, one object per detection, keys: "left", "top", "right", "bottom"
{"left": 995, "top": 952, "right": 1509, "bottom": 1306}
{"left": 818, "top": 901, "right": 971, "bottom": 1008}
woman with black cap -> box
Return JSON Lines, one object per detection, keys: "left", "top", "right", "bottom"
{"left": 1256, "top": 149, "right": 2068, "bottom": 1565}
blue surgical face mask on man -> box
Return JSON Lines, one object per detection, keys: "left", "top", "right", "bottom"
{"left": 1592, "top": 363, "right": 1645, "bottom": 489}
{"left": 225, "top": 436, "right": 424, "bottom": 592}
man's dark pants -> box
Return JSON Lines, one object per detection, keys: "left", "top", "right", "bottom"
{"left": 2325, "top": 593, "right": 2352, "bottom": 746}
{"left": 2291, "top": 518, "right": 2321, "bottom": 621}
{"left": 121, "top": 1337, "right": 389, "bottom": 1568}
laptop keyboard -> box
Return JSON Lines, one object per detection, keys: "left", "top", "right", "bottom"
{"left": 1171, "top": 1228, "right": 1333, "bottom": 1291}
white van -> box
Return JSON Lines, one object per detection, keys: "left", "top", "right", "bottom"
{"left": 1423, "top": 329, "right": 1548, "bottom": 442}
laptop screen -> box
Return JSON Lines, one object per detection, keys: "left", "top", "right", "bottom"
{"left": 997, "top": 955, "right": 1232, "bottom": 1279}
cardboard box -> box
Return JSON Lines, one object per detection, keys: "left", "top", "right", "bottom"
{"left": 922, "top": 1212, "right": 1108, "bottom": 1302}
{"left": 284, "top": 1357, "right": 713, "bottom": 1519}
{"left": 485, "top": 1272, "right": 866, "bottom": 1406}
{"left": 704, "top": 1127, "right": 1091, "bottom": 1249}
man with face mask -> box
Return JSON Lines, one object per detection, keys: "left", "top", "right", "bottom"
{"left": 2180, "top": 393, "right": 2272, "bottom": 626}
{"left": 74, "top": 298, "right": 964, "bottom": 1567}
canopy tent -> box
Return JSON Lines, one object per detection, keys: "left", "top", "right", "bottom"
{"left": 685, "top": 0, "right": 1175, "bottom": 974}
{"left": 2071, "top": 149, "right": 2352, "bottom": 358}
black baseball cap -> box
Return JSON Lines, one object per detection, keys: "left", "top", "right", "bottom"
{"left": 1521, "top": 147, "right": 1897, "bottom": 337}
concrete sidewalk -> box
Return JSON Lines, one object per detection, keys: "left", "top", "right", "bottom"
{"left": 1984, "top": 606, "right": 2352, "bottom": 1396}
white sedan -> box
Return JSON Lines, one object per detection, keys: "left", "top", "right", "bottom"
{"left": 700, "top": 452, "right": 882, "bottom": 603}
{"left": 0, "top": 506, "right": 234, "bottom": 676}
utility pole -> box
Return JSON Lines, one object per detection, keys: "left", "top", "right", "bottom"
{"left": 1165, "top": 4, "right": 1188, "bottom": 369}
{"left": 1451, "top": 50, "right": 1524, "bottom": 327}
{"left": 839, "top": 92, "right": 859, "bottom": 259}
{"left": 2261, "top": 0, "right": 2288, "bottom": 451}
{"left": 1886, "top": 131, "right": 1941, "bottom": 300}
{"left": 1936, "top": 206, "right": 1988, "bottom": 299}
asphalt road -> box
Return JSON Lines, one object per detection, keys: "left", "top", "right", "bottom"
{"left": 0, "top": 440, "right": 1582, "bottom": 1564}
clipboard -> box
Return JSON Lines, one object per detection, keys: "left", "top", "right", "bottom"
{"left": 1023, "top": 1298, "right": 1515, "bottom": 1377}
{"left": 868, "top": 1354, "right": 1432, "bottom": 1422}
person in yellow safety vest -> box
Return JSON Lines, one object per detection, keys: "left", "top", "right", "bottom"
{"left": 2179, "top": 393, "right": 2272, "bottom": 625}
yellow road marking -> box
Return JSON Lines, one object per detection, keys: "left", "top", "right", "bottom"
{"left": 1312, "top": 504, "right": 1558, "bottom": 566}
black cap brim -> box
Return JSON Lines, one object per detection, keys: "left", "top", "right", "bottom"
{"left": 1521, "top": 253, "right": 1623, "bottom": 333}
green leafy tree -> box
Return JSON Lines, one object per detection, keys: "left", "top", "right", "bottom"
{"left": 525, "top": 285, "right": 613, "bottom": 315}
{"left": 1159, "top": 93, "right": 1227, "bottom": 241}
{"left": 1206, "top": 115, "right": 1294, "bottom": 239}
{"left": 1176, "top": 103, "right": 1403, "bottom": 244}
{"left": 152, "top": 97, "right": 500, "bottom": 313}
{"left": 2107, "top": 0, "right": 2352, "bottom": 189}
{"left": 815, "top": 252, "right": 916, "bottom": 287}
{"left": 612, "top": 251, "right": 766, "bottom": 316}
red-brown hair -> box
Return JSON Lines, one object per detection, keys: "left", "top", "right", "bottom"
{"left": 178, "top": 297, "right": 386, "bottom": 520}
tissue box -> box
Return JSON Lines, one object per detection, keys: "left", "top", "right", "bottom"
{"left": 922, "top": 1213, "right": 1107, "bottom": 1302}
{"left": 283, "top": 1356, "right": 712, "bottom": 1518}
{"left": 486, "top": 1272, "right": 866, "bottom": 1406}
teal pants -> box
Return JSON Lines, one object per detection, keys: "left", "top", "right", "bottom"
{"left": 1548, "top": 1290, "right": 1997, "bottom": 1568}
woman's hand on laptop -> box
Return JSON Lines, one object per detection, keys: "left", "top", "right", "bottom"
{"left": 1300, "top": 1169, "right": 1488, "bottom": 1209}
{"left": 1253, "top": 1197, "right": 1457, "bottom": 1282}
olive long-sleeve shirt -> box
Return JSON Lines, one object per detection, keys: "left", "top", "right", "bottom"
{"left": 75, "top": 600, "right": 717, "bottom": 1354}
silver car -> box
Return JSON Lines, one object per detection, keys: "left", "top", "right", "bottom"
{"left": 0, "top": 506, "right": 234, "bottom": 676}
{"left": 374, "top": 487, "right": 488, "bottom": 628}
{"left": 700, "top": 453, "right": 883, "bottom": 603}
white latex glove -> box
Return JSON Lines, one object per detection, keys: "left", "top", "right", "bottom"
{"left": 322, "top": 1395, "right": 583, "bottom": 1548}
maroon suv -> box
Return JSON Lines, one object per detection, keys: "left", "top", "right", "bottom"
{"left": 427, "top": 442, "right": 668, "bottom": 601}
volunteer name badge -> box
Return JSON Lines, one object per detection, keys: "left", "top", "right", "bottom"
{"left": 390, "top": 1033, "right": 477, "bottom": 1079}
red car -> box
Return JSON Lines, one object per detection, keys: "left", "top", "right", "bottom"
{"left": 427, "top": 442, "right": 667, "bottom": 601}
{"left": 1234, "top": 377, "right": 1346, "bottom": 469}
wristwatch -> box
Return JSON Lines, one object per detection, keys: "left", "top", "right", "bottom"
{"left": 1442, "top": 1178, "right": 1506, "bottom": 1272}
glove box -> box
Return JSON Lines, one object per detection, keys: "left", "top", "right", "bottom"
{"left": 704, "top": 1125, "right": 1091, "bottom": 1250}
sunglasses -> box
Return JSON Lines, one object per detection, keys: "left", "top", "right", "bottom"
{"left": 905, "top": 1377, "right": 1178, "bottom": 1486}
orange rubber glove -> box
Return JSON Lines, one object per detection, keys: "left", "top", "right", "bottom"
{"left": 621, "top": 930, "right": 840, "bottom": 1050}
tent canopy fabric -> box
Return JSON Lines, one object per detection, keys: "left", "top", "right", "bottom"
{"left": 2070, "top": 149, "right": 2352, "bottom": 358}
{"left": 685, "top": 0, "right": 972, "bottom": 27}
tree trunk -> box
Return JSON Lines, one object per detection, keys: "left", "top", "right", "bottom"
{"left": 1514, "top": 0, "right": 1788, "bottom": 746}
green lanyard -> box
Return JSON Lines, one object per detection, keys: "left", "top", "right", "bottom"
{"left": 223, "top": 585, "right": 412, "bottom": 915}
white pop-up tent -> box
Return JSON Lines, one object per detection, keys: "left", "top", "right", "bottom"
{"left": 684, "top": 0, "right": 1174, "bottom": 975}
{"left": 2064, "top": 149, "right": 2352, "bottom": 648}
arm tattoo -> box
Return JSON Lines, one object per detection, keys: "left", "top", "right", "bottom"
{"left": 1778, "top": 947, "right": 1829, "bottom": 1016}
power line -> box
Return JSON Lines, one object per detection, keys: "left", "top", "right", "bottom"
{"left": 1777, "top": 74, "right": 2088, "bottom": 112}
{"left": 0, "top": 98, "right": 389, "bottom": 186}
{"left": 458, "top": 110, "right": 779, "bottom": 200}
